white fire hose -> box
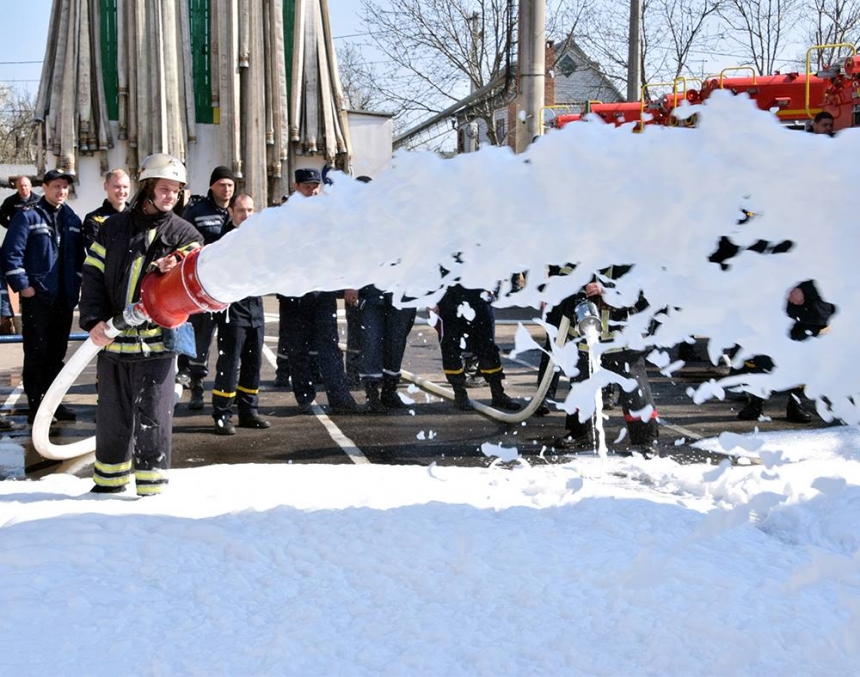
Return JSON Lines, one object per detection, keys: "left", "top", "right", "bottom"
{"left": 32, "top": 305, "right": 149, "bottom": 461}
{"left": 401, "top": 315, "right": 575, "bottom": 424}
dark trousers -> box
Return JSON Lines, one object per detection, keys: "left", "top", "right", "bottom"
{"left": 281, "top": 292, "right": 352, "bottom": 406}
{"left": 565, "top": 348, "right": 658, "bottom": 444}
{"left": 358, "top": 287, "right": 416, "bottom": 381}
{"left": 93, "top": 353, "right": 174, "bottom": 495}
{"left": 345, "top": 303, "right": 362, "bottom": 383}
{"left": 276, "top": 295, "right": 292, "bottom": 382}
{"left": 437, "top": 286, "right": 502, "bottom": 384}
{"left": 212, "top": 322, "right": 264, "bottom": 420}
{"left": 20, "top": 293, "right": 73, "bottom": 409}
{"left": 177, "top": 311, "right": 219, "bottom": 381}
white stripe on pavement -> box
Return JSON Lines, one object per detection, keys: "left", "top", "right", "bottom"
{"left": 261, "top": 344, "right": 370, "bottom": 465}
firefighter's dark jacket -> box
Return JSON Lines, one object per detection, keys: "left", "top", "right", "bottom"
{"left": 221, "top": 223, "right": 264, "bottom": 328}
{"left": 787, "top": 280, "right": 835, "bottom": 328}
{"left": 80, "top": 208, "right": 202, "bottom": 356}
{"left": 1, "top": 197, "right": 84, "bottom": 306}
{"left": 0, "top": 191, "right": 39, "bottom": 228}
{"left": 83, "top": 200, "right": 128, "bottom": 246}
{"left": 182, "top": 192, "right": 228, "bottom": 245}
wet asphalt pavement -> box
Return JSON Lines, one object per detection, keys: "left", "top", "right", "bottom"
{"left": 0, "top": 297, "right": 836, "bottom": 478}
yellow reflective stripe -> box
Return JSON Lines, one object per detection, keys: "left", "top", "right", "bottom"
{"left": 106, "top": 341, "right": 167, "bottom": 354}
{"left": 94, "top": 459, "right": 133, "bottom": 474}
{"left": 137, "top": 484, "right": 166, "bottom": 495}
{"left": 146, "top": 227, "right": 157, "bottom": 247}
{"left": 135, "top": 468, "right": 167, "bottom": 482}
{"left": 479, "top": 366, "right": 503, "bottom": 375}
{"left": 213, "top": 389, "right": 235, "bottom": 398}
{"left": 125, "top": 256, "right": 143, "bottom": 306}
{"left": 89, "top": 242, "right": 106, "bottom": 257}
{"left": 443, "top": 368, "right": 465, "bottom": 375}
{"left": 84, "top": 256, "right": 105, "bottom": 272}
{"left": 93, "top": 475, "right": 131, "bottom": 488}
{"left": 177, "top": 242, "right": 201, "bottom": 254}
{"left": 236, "top": 385, "right": 258, "bottom": 395}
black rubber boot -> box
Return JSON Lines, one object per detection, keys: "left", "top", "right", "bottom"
{"left": 364, "top": 380, "right": 387, "bottom": 414}
{"left": 381, "top": 376, "right": 406, "bottom": 409}
{"left": 189, "top": 380, "right": 205, "bottom": 411}
{"left": 786, "top": 389, "right": 812, "bottom": 423}
{"left": 453, "top": 386, "right": 473, "bottom": 410}
{"left": 737, "top": 395, "right": 764, "bottom": 421}
{"left": 214, "top": 416, "right": 236, "bottom": 436}
{"left": 487, "top": 373, "right": 521, "bottom": 411}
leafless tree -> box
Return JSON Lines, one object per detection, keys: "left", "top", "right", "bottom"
{"left": 336, "top": 42, "right": 383, "bottom": 111}
{"left": 718, "top": 0, "right": 802, "bottom": 74}
{"left": 651, "top": 0, "right": 725, "bottom": 80}
{"left": 572, "top": 0, "right": 724, "bottom": 96}
{"left": 0, "top": 85, "right": 37, "bottom": 164}
{"left": 803, "top": 0, "right": 860, "bottom": 72}
{"left": 356, "top": 0, "right": 518, "bottom": 147}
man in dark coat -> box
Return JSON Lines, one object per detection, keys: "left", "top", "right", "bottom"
{"left": 177, "top": 165, "right": 235, "bottom": 409}
{"left": 1, "top": 169, "right": 83, "bottom": 423}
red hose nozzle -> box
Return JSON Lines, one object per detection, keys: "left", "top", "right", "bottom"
{"left": 140, "top": 247, "right": 228, "bottom": 328}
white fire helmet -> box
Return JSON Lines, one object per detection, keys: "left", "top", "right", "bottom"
{"left": 139, "top": 153, "right": 187, "bottom": 185}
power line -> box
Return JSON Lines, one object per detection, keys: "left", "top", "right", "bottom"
{"left": 0, "top": 60, "right": 42, "bottom": 65}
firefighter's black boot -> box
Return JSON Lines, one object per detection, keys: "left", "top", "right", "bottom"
{"left": 189, "top": 380, "right": 205, "bottom": 411}
{"left": 487, "top": 373, "right": 521, "bottom": 411}
{"left": 364, "top": 380, "right": 386, "bottom": 414}
{"left": 737, "top": 395, "right": 764, "bottom": 421}
{"left": 381, "top": 375, "right": 406, "bottom": 409}
{"left": 786, "top": 389, "right": 812, "bottom": 423}
{"left": 447, "top": 373, "right": 473, "bottom": 410}
{"left": 626, "top": 418, "right": 660, "bottom": 458}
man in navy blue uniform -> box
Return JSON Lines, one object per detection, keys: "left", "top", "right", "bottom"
{"left": 0, "top": 176, "right": 39, "bottom": 228}
{"left": 211, "top": 193, "right": 271, "bottom": 435}
{"left": 1, "top": 169, "right": 84, "bottom": 423}
{"left": 177, "top": 165, "right": 236, "bottom": 409}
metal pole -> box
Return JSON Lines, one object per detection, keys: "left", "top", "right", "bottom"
{"left": 463, "top": 12, "right": 479, "bottom": 153}
{"left": 515, "top": 0, "right": 545, "bottom": 153}
{"left": 626, "top": 0, "right": 642, "bottom": 101}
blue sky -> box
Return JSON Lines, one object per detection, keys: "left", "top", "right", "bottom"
{"left": 0, "top": 1, "right": 367, "bottom": 98}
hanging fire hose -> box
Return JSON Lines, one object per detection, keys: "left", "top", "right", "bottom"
{"left": 32, "top": 249, "right": 227, "bottom": 461}
{"left": 33, "top": 246, "right": 599, "bottom": 459}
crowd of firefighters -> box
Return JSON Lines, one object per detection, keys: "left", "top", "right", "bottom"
{"left": 0, "top": 122, "right": 835, "bottom": 494}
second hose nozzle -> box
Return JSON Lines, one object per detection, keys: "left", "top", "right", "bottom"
{"left": 574, "top": 300, "right": 601, "bottom": 336}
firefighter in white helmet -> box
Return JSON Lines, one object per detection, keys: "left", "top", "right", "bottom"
{"left": 79, "top": 153, "right": 204, "bottom": 496}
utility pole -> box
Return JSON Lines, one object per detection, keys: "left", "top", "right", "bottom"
{"left": 626, "top": 0, "right": 642, "bottom": 102}
{"left": 464, "top": 12, "right": 480, "bottom": 153}
{"left": 515, "top": 0, "right": 545, "bottom": 153}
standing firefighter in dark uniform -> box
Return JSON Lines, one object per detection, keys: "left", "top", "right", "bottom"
{"left": 80, "top": 154, "right": 203, "bottom": 496}
{"left": 551, "top": 266, "right": 659, "bottom": 453}
{"left": 435, "top": 284, "right": 521, "bottom": 412}
{"left": 177, "top": 165, "right": 235, "bottom": 409}
{"left": 211, "top": 193, "right": 270, "bottom": 434}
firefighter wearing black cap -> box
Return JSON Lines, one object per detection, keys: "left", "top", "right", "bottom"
{"left": 1, "top": 168, "right": 84, "bottom": 423}
{"left": 80, "top": 153, "right": 202, "bottom": 496}
{"left": 177, "top": 165, "right": 236, "bottom": 409}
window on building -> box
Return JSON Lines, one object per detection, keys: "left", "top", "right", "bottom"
{"left": 558, "top": 54, "right": 578, "bottom": 78}
{"left": 494, "top": 117, "right": 507, "bottom": 144}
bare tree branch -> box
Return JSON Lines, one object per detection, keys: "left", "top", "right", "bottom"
{"left": 0, "top": 85, "right": 37, "bottom": 164}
